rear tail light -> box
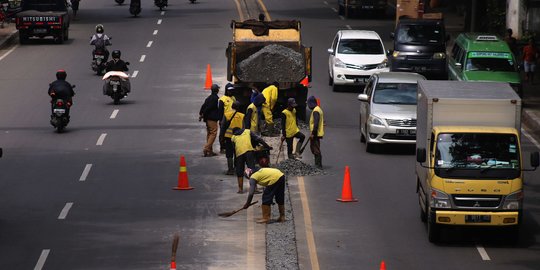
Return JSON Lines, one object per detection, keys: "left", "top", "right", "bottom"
{"left": 56, "top": 101, "right": 64, "bottom": 107}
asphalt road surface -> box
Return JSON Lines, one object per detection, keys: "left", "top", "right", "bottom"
{"left": 0, "top": 0, "right": 539, "bottom": 269}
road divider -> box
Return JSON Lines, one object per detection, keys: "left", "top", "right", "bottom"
{"left": 173, "top": 156, "right": 194, "bottom": 190}
{"left": 34, "top": 249, "right": 50, "bottom": 270}
{"left": 79, "top": 164, "right": 93, "bottom": 181}
{"left": 110, "top": 109, "right": 119, "bottom": 119}
{"left": 58, "top": 202, "right": 73, "bottom": 220}
{"left": 96, "top": 133, "right": 107, "bottom": 146}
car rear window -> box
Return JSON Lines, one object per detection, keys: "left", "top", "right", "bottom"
{"left": 338, "top": 39, "right": 383, "bottom": 54}
{"left": 373, "top": 83, "right": 417, "bottom": 105}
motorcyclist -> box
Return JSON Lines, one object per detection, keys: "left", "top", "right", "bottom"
{"left": 105, "top": 50, "right": 129, "bottom": 72}
{"left": 90, "top": 24, "right": 112, "bottom": 61}
{"left": 48, "top": 70, "right": 75, "bottom": 116}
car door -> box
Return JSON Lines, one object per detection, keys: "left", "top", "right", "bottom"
{"left": 360, "top": 76, "right": 375, "bottom": 134}
{"left": 448, "top": 43, "right": 461, "bottom": 80}
{"left": 329, "top": 33, "right": 339, "bottom": 78}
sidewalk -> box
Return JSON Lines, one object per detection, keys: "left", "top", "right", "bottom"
{"left": 0, "top": 22, "right": 17, "bottom": 48}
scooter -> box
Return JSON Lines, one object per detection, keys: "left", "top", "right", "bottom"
{"left": 91, "top": 49, "right": 108, "bottom": 75}
{"left": 102, "top": 71, "right": 131, "bottom": 105}
{"left": 130, "top": 0, "right": 141, "bottom": 17}
{"left": 155, "top": 0, "right": 167, "bottom": 10}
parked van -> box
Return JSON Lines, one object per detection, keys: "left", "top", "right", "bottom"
{"left": 447, "top": 33, "right": 522, "bottom": 97}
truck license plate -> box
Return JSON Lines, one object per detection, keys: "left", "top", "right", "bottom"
{"left": 33, "top": 28, "right": 47, "bottom": 34}
{"left": 53, "top": 109, "right": 65, "bottom": 114}
{"left": 465, "top": 215, "right": 491, "bottom": 223}
{"left": 396, "top": 129, "right": 415, "bottom": 136}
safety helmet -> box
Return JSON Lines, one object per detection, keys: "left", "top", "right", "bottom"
{"left": 112, "top": 50, "right": 121, "bottom": 59}
{"left": 95, "top": 24, "right": 104, "bottom": 34}
{"left": 56, "top": 69, "right": 67, "bottom": 80}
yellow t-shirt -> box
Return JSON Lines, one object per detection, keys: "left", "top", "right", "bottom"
{"left": 251, "top": 168, "right": 284, "bottom": 186}
{"left": 282, "top": 108, "right": 299, "bottom": 138}
{"left": 232, "top": 129, "right": 254, "bottom": 156}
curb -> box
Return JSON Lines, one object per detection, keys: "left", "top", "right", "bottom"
{"left": 522, "top": 109, "right": 540, "bottom": 135}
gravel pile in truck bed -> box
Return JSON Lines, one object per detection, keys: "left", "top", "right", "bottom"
{"left": 237, "top": 44, "right": 305, "bottom": 83}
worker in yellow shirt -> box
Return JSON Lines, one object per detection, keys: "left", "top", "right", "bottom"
{"left": 308, "top": 96, "right": 324, "bottom": 168}
{"left": 218, "top": 83, "right": 236, "bottom": 153}
{"left": 243, "top": 167, "right": 286, "bottom": 224}
{"left": 220, "top": 101, "right": 244, "bottom": 175}
{"left": 261, "top": 82, "right": 278, "bottom": 135}
{"left": 231, "top": 127, "right": 271, "bottom": 193}
{"left": 244, "top": 93, "right": 265, "bottom": 135}
{"left": 281, "top": 98, "right": 305, "bottom": 159}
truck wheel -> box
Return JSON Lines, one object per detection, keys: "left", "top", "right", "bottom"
{"left": 64, "top": 29, "right": 69, "bottom": 41}
{"left": 427, "top": 212, "right": 440, "bottom": 243}
{"left": 19, "top": 32, "right": 28, "bottom": 44}
{"left": 55, "top": 33, "right": 64, "bottom": 44}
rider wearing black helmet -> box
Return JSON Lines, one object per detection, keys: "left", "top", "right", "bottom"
{"left": 90, "top": 24, "right": 112, "bottom": 61}
{"left": 105, "top": 50, "right": 129, "bottom": 72}
{"left": 48, "top": 70, "right": 75, "bottom": 115}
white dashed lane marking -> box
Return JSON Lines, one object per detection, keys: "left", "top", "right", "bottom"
{"left": 58, "top": 202, "right": 73, "bottom": 220}
{"left": 147, "top": 41, "right": 153, "bottom": 48}
{"left": 131, "top": 70, "right": 139, "bottom": 78}
{"left": 323, "top": 1, "right": 328, "bottom": 5}
{"left": 476, "top": 245, "right": 491, "bottom": 261}
{"left": 339, "top": 15, "right": 345, "bottom": 20}
{"left": 140, "top": 55, "right": 146, "bottom": 62}
{"left": 157, "top": 19, "right": 162, "bottom": 24}
{"left": 79, "top": 164, "right": 92, "bottom": 182}
{"left": 153, "top": 30, "right": 158, "bottom": 35}
{"left": 96, "top": 133, "right": 107, "bottom": 146}
{"left": 161, "top": 11, "right": 165, "bottom": 15}
{"left": 34, "top": 249, "right": 50, "bottom": 270}
{"left": 346, "top": 25, "right": 352, "bottom": 29}
{"left": 110, "top": 109, "right": 119, "bottom": 119}
{"left": 331, "top": 7, "right": 337, "bottom": 12}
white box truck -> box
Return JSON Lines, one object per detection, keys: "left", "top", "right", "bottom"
{"left": 415, "top": 81, "right": 539, "bottom": 242}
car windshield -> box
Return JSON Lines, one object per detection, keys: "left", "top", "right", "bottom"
{"left": 435, "top": 133, "right": 520, "bottom": 179}
{"left": 373, "top": 83, "right": 417, "bottom": 105}
{"left": 338, "top": 39, "right": 383, "bottom": 54}
{"left": 466, "top": 52, "right": 516, "bottom": 72}
{"left": 397, "top": 24, "right": 443, "bottom": 45}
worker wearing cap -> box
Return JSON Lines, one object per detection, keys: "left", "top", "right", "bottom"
{"left": 244, "top": 93, "right": 266, "bottom": 135}
{"left": 199, "top": 84, "right": 221, "bottom": 157}
{"left": 281, "top": 98, "right": 305, "bottom": 159}
{"left": 232, "top": 127, "right": 271, "bottom": 193}
{"left": 261, "top": 82, "right": 278, "bottom": 135}
{"left": 220, "top": 101, "right": 245, "bottom": 175}
{"left": 307, "top": 96, "right": 324, "bottom": 168}
{"left": 218, "top": 83, "right": 237, "bottom": 153}
{"left": 243, "top": 167, "right": 286, "bottom": 223}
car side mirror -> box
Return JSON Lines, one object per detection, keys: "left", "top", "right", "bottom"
{"left": 390, "top": 32, "right": 395, "bottom": 39}
{"left": 454, "top": 62, "right": 462, "bottom": 69}
{"left": 327, "top": 48, "right": 334, "bottom": 55}
{"left": 416, "top": 148, "right": 426, "bottom": 163}
{"left": 357, "top": 94, "right": 368, "bottom": 102}
{"left": 531, "top": 152, "right": 539, "bottom": 168}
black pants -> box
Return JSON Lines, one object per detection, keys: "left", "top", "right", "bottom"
{"left": 235, "top": 151, "right": 255, "bottom": 177}
{"left": 224, "top": 138, "right": 234, "bottom": 158}
{"left": 286, "top": 132, "right": 305, "bottom": 156}
{"left": 310, "top": 136, "right": 321, "bottom": 155}
{"left": 262, "top": 176, "right": 285, "bottom": 205}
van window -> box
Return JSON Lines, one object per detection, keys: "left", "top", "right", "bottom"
{"left": 396, "top": 24, "right": 443, "bottom": 45}
{"left": 465, "top": 52, "right": 515, "bottom": 72}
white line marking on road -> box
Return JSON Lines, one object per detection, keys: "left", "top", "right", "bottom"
{"left": 131, "top": 70, "right": 139, "bottom": 78}
{"left": 79, "top": 164, "right": 92, "bottom": 182}
{"left": 34, "top": 249, "right": 50, "bottom": 270}
{"left": 298, "top": 176, "right": 320, "bottom": 270}
{"left": 161, "top": 11, "right": 165, "bottom": 15}
{"left": 96, "top": 133, "right": 107, "bottom": 146}
{"left": 58, "top": 202, "right": 73, "bottom": 220}
{"left": 140, "top": 55, "right": 146, "bottom": 62}
{"left": 153, "top": 30, "right": 158, "bottom": 35}
{"left": 522, "top": 128, "right": 540, "bottom": 149}
{"left": 0, "top": 44, "right": 18, "bottom": 61}
{"left": 346, "top": 24, "right": 352, "bottom": 29}
{"left": 323, "top": 1, "right": 328, "bottom": 5}
{"left": 339, "top": 15, "right": 345, "bottom": 20}
{"left": 476, "top": 245, "right": 491, "bottom": 261}
{"left": 147, "top": 41, "right": 153, "bottom": 48}
{"left": 331, "top": 7, "right": 337, "bottom": 12}
{"left": 157, "top": 19, "right": 162, "bottom": 24}
{"left": 110, "top": 109, "right": 119, "bottom": 119}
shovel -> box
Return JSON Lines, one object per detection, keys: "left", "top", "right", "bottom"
{"left": 297, "top": 138, "right": 310, "bottom": 156}
{"left": 218, "top": 201, "right": 258, "bottom": 218}
{"left": 275, "top": 139, "right": 284, "bottom": 164}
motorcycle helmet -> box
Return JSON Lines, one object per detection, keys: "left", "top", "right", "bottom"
{"left": 112, "top": 50, "right": 121, "bottom": 59}
{"left": 56, "top": 69, "right": 67, "bottom": 80}
{"left": 95, "top": 24, "right": 104, "bottom": 34}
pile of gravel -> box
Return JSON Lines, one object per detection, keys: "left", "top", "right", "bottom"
{"left": 273, "top": 118, "right": 309, "bottom": 132}
{"left": 275, "top": 159, "right": 325, "bottom": 176}
{"left": 237, "top": 44, "right": 305, "bottom": 83}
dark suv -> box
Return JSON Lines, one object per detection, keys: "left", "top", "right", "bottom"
{"left": 389, "top": 19, "right": 448, "bottom": 79}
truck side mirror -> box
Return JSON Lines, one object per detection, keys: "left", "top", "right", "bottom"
{"left": 416, "top": 148, "right": 426, "bottom": 163}
{"left": 327, "top": 48, "right": 334, "bottom": 55}
{"left": 531, "top": 152, "right": 539, "bottom": 168}
{"left": 390, "top": 32, "right": 395, "bottom": 39}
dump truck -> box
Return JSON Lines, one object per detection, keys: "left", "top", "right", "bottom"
{"left": 226, "top": 19, "right": 312, "bottom": 120}
{"left": 415, "top": 81, "right": 539, "bottom": 243}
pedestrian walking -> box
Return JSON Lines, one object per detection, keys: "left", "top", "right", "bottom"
{"left": 522, "top": 38, "right": 539, "bottom": 84}
{"left": 243, "top": 167, "right": 286, "bottom": 224}
{"left": 218, "top": 83, "right": 236, "bottom": 153}
{"left": 70, "top": 0, "right": 80, "bottom": 19}
{"left": 232, "top": 127, "right": 271, "bottom": 193}
{"left": 504, "top": 28, "right": 518, "bottom": 59}
{"left": 307, "top": 96, "right": 324, "bottom": 168}
{"left": 244, "top": 93, "right": 266, "bottom": 135}
{"left": 199, "top": 84, "right": 221, "bottom": 157}
{"left": 281, "top": 98, "right": 305, "bottom": 159}
{"left": 261, "top": 82, "right": 278, "bottom": 135}
{"left": 220, "top": 101, "right": 244, "bottom": 175}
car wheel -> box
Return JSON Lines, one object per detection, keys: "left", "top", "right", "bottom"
{"left": 332, "top": 83, "right": 339, "bottom": 92}
{"left": 328, "top": 74, "right": 333, "bottom": 86}
{"left": 360, "top": 120, "right": 366, "bottom": 143}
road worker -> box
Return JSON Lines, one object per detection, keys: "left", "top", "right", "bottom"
{"left": 281, "top": 98, "right": 305, "bottom": 159}
{"left": 220, "top": 101, "right": 244, "bottom": 175}
{"left": 218, "top": 83, "right": 236, "bottom": 153}
{"left": 232, "top": 127, "right": 271, "bottom": 193}
{"left": 308, "top": 96, "right": 324, "bottom": 168}
{"left": 244, "top": 93, "right": 266, "bottom": 135}
{"left": 261, "top": 82, "right": 278, "bottom": 135}
{"left": 243, "top": 167, "right": 286, "bottom": 224}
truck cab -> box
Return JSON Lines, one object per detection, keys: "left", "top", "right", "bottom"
{"left": 16, "top": 0, "right": 70, "bottom": 44}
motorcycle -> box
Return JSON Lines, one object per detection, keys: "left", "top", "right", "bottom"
{"left": 91, "top": 49, "right": 108, "bottom": 75}
{"left": 130, "top": 0, "right": 141, "bottom": 17}
{"left": 115, "top": 0, "right": 125, "bottom": 4}
{"left": 155, "top": 0, "right": 167, "bottom": 10}
{"left": 102, "top": 71, "right": 131, "bottom": 105}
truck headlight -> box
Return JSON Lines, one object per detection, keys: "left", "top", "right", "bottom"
{"left": 368, "top": 115, "right": 385, "bottom": 126}
{"left": 433, "top": 52, "right": 446, "bottom": 59}
{"left": 377, "top": 59, "right": 388, "bottom": 69}
{"left": 334, "top": 58, "right": 347, "bottom": 68}
{"left": 430, "top": 188, "right": 451, "bottom": 209}
{"left": 502, "top": 190, "right": 523, "bottom": 210}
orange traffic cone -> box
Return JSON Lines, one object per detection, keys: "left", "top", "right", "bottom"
{"left": 173, "top": 156, "right": 194, "bottom": 190}
{"left": 300, "top": 76, "right": 309, "bottom": 87}
{"left": 204, "top": 64, "right": 213, "bottom": 90}
{"left": 379, "top": 260, "right": 386, "bottom": 270}
{"left": 170, "top": 261, "right": 177, "bottom": 270}
{"left": 336, "top": 166, "right": 358, "bottom": 202}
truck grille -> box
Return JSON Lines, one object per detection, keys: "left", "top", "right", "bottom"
{"left": 452, "top": 195, "right": 502, "bottom": 209}
{"left": 386, "top": 119, "right": 416, "bottom": 127}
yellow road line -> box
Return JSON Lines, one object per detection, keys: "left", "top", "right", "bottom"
{"left": 257, "top": 0, "right": 272, "bottom": 21}
{"left": 298, "top": 176, "right": 320, "bottom": 270}
{"left": 233, "top": 0, "right": 245, "bottom": 21}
